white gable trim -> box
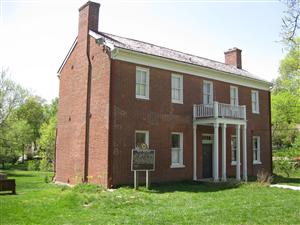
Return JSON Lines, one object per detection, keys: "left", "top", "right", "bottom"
{"left": 113, "top": 48, "right": 271, "bottom": 91}
{"left": 57, "top": 37, "right": 77, "bottom": 75}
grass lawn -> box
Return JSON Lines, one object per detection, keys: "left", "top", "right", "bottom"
{"left": 1, "top": 170, "right": 300, "bottom": 225}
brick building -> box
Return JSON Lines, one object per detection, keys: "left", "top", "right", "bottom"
{"left": 55, "top": 1, "right": 272, "bottom": 188}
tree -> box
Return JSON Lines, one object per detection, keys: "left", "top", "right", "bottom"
{"left": 281, "top": 0, "right": 300, "bottom": 45}
{"left": 38, "top": 99, "right": 58, "bottom": 171}
{"left": 13, "top": 96, "right": 46, "bottom": 151}
{"left": 0, "top": 69, "right": 28, "bottom": 127}
{"left": 272, "top": 37, "right": 300, "bottom": 148}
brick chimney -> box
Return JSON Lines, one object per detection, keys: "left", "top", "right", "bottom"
{"left": 78, "top": 1, "right": 100, "bottom": 43}
{"left": 224, "top": 47, "right": 242, "bottom": 69}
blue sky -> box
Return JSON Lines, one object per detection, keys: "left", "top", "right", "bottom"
{"left": 0, "top": 0, "right": 286, "bottom": 101}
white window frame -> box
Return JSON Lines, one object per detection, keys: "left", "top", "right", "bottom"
{"left": 230, "top": 86, "right": 239, "bottom": 106}
{"left": 135, "top": 67, "right": 150, "bottom": 100}
{"left": 171, "top": 74, "right": 183, "bottom": 104}
{"left": 253, "top": 136, "right": 261, "bottom": 164}
{"left": 135, "top": 130, "right": 149, "bottom": 148}
{"left": 231, "top": 135, "right": 237, "bottom": 165}
{"left": 171, "top": 132, "right": 185, "bottom": 168}
{"left": 251, "top": 90, "right": 259, "bottom": 114}
{"left": 203, "top": 80, "right": 213, "bottom": 105}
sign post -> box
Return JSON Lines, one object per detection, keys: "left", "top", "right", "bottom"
{"left": 131, "top": 148, "right": 155, "bottom": 189}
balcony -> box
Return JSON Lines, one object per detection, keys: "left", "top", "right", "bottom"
{"left": 193, "top": 102, "right": 246, "bottom": 120}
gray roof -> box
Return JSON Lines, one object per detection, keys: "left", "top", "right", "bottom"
{"left": 96, "top": 31, "right": 268, "bottom": 83}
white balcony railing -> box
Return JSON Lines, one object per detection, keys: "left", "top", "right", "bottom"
{"left": 193, "top": 102, "right": 246, "bottom": 120}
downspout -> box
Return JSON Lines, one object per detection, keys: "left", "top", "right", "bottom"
{"left": 269, "top": 91, "right": 273, "bottom": 175}
{"left": 83, "top": 32, "right": 92, "bottom": 183}
{"left": 107, "top": 54, "right": 113, "bottom": 188}
{"left": 52, "top": 128, "right": 58, "bottom": 182}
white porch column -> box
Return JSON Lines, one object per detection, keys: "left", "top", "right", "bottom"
{"left": 213, "top": 123, "right": 219, "bottom": 181}
{"left": 221, "top": 123, "right": 227, "bottom": 181}
{"left": 242, "top": 124, "right": 248, "bottom": 181}
{"left": 193, "top": 124, "right": 197, "bottom": 181}
{"left": 236, "top": 124, "right": 241, "bottom": 181}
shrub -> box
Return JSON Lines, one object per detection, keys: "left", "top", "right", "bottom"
{"left": 257, "top": 169, "right": 273, "bottom": 184}
{"left": 39, "top": 156, "right": 53, "bottom": 172}
{"left": 273, "top": 159, "right": 295, "bottom": 177}
{"left": 27, "top": 160, "right": 40, "bottom": 171}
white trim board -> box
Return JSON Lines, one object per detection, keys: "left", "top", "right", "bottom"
{"left": 113, "top": 48, "right": 271, "bottom": 91}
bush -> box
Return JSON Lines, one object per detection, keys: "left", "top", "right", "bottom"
{"left": 39, "top": 157, "right": 53, "bottom": 172}
{"left": 273, "top": 159, "right": 295, "bottom": 177}
{"left": 27, "top": 160, "right": 40, "bottom": 171}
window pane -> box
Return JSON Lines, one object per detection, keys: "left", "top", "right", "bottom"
{"left": 172, "top": 134, "right": 180, "bottom": 148}
{"left": 140, "top": 84, "right": 145, "bottom": 96}
{"left": 136, "top": 132, "right": 146, "bottom": 147}
{"left": 136, "top": 84, "right": 139, "bottom": 96}
{"left": 254, "top": 150, "right": 258, "bottom": 161}
{"left": 141, "top": 71, "right": 146, "bottom": 84}
{"left": 231, "top": 136, "right": 237, "bottom": 161}
{"left": 172, "top": 149, "right": 179, "bottom": 164}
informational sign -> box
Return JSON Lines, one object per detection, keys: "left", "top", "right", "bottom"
{"left": 131, "top": 149, "right": 155, "bottom": 171}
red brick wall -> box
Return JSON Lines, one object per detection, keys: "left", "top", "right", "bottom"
{"left": 87, "top": 37, "right": 111, "bottom": 187}
{"left": 55, "top": 43, "right": 89, "bottom": 184}
{"left": 110, "top": 60, "right": 271, "bottom": 185}
{"left": 55, "top": 2, "right": 112, "bottom": 187}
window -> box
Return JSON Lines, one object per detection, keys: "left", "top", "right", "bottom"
{"left": 135, "top": 130, "right": 149, "bottom": 148}
{"left": 231, "top": 135, "right": 237, "bottom": 165}
{"left": 171, "top": 132, "right": 184, "bottom": 167}
{"left": 253, "top": 136, "right": 261, "bottom": 164}
{"left": 251, "top": 90, "right": 259, "bottom": 113}
{"left": 203, "top": 81, "right": 213, "bottom": 105}
{"left": 171, "top": 74, "right": 183, "bottom": 104}
{"left": 230, "top": 86, "right": 239, "bottom": 106}
{"left": 136, "top": 67, "right": 149, "bottom": 99}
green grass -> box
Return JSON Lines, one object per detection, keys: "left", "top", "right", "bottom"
{"left": 1, "top": 170, "right": 300, "bottom": 225}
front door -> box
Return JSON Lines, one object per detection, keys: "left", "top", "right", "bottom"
{"left": 202, "top": 143, "right": 213, "bottom": 178}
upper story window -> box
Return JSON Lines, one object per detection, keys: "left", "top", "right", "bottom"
{"left": 171, "top": 74, "right": 183, "bottom": 104}
{"left": 230, "top": 86, "right": 239, "bottom": 106}
{"left": 203, "top": 80, "right": 213, "bottom": 105}
{"left": 253, "top": 136, "right": 261, "bottom": 164}
{"left": 171, "top": 132, "right": 184, "bottom": 167}
{"left": 251, "top": 90, "right": 259, "bottom": 113}
{"left": 231, "top": 135, "right": 237, "bottom": 165}
{"left": 136, "top": 67, "right": 149, "bottom": 100}
{"left": 135, "top": 130, "right": 149, "bottom": 149}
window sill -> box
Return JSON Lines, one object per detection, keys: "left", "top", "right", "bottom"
{"left": 252, "top": 111, "right": 260, "bottom": 114}
{"left": 136, "top": 96, "right": 149, "bottom": 100}
{"left": 231, "top": 161, "right": 237, "bottom": 166}
{"left": 172, "top": 100, "right": 183, "bottom": 104}
{"left": 170, "top": 164, "right": 185, "bottom": 169}
{"left": 253, "top": 161, "right": 262, "bottom": 165}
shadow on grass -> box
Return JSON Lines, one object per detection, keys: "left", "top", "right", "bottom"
{"left": 0, "top": 170, "right": 35, "bottom": 178}
{"left": 0, "top": 192, "right": 17, "bottom": 196}
{"left": 273, "top": 174, "right": 300, "bottom": 185}
{"left": 120, "top": 180, "right": 241, "bottom": 194}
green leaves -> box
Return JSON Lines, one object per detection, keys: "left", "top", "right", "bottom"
{"left": 272, "top": 37, "right": 300, "bottom": 148}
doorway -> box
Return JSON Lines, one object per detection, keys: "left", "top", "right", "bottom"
{"left": 202, "top": 134, "right": 213, "bottom": 178}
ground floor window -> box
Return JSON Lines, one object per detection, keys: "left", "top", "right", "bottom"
{"left": 135, "top": 130, "right": 149, "bottom": 149}
{"left": 231, "top": 135, "right": 237, "bottom": 165}
{"left": 171, "top": 132, "right": 183, "bottom": 167}
{"left": 253, "top": 136, "right": 261, "bottom": 164}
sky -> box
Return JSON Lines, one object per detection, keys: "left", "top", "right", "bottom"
{"left": 0, "top": 0, "right": 287, "bottom": 102}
